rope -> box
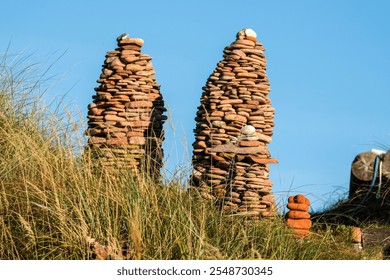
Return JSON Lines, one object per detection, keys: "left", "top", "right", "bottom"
{"left": 353, "top": 149, "right": 385, "bottom": 215}
{"left": 376, "top": 156, "right": 383, "bottom": 200}
{"left": 360, "top": 149, "right": 385, "bottom": 205}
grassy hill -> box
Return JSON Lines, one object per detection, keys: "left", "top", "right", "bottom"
{"left": 0, "top": 55, "right": 386, "bottom": 260}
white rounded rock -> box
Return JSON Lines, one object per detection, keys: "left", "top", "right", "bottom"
{"left": 240, "top": 125, "right": 256, "bottom": 136}
{"left": 244, "top": 28, "right": 257, "bottom": 38}
{"left": 117, "top": 33, "right": 130, "bottom": 42}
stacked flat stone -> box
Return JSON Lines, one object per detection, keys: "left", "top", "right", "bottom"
{"left": 191, "top": 28, "right": 277, "bottom": 219}
{"left": 286, "top": 194, "right": 312, "bottom": 238}
{"left": 85, "top": 33, "right": 166, "bottom": 177}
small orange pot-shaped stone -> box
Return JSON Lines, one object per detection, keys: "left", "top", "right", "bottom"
{"left": 294, "top": 194, "right": 310, "bottom": 205}
{"left": 288, "top": 194, "right": 310, "bottom": 205}
{"left": 351, "top": 227, "right": 362, "bottom": 243}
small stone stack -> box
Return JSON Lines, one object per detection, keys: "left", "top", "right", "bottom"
{"left": 285, "top": 194, "right": 312, "bottom": 238}
{"left": 85, "top": 33, "right": 166, "bottom": 177}
{"left": 191, "top": 28, "right": 277, "bottom": 219}
{"left": 351, "top": 227, "right": 362, "bottom": 250}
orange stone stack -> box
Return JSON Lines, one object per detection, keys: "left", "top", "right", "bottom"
{"left": 285, "top": 194, "right": 312, "bottom": 238}
{"left": 85, "top": 33, "right": 166, "bottom": 177}
{"left": 191, "top": 28, "right": 277, "bottom": 219}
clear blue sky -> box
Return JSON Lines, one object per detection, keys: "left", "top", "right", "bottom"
{"left": 2, "top": 0, "right": 390, "bottom": 212}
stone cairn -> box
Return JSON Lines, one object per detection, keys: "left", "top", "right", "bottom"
{"left": 285, "top": 194, "right": 312, "bottom": 238}
{"left": 191, "top": 28, "right": 277, "bottom": 219}
{"left": 85, "top": 34, "right": 167, "bottom": 177}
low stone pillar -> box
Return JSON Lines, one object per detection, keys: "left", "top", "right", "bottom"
{"left": 286, "top": 194, "right": 312, "bottom": 238}
{"left": 85, "top": 34, "right": 166, "bottom": 177}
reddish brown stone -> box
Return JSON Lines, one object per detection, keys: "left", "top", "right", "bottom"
{"left": 246, "top": 155, "right": 278, "bottom": 164}
{"left": 193, "top": 141, "right": 207, "bottom": 149}
{"left": 220, "top": 99, "right": 243, "bottom": 105}
{"left": 118, "top": 38, "right": 144, "bottom": 47}
{"left": 128, "top": 137, "right": 146, "bottom": 145}
{"left": 236, "top": 72, "right": 258, "bottom": 79}
{"left": 295, "top": 194, "right": 310, "bottom": 205}
{"left": 211, "top": 153, "right": 227, "bottom": 162}
{"left": 224, "top": 114, "right": 247, "bottom": 123}
{"left": 239, "top": 140, "right": 261, "bottom": 147}
{"left": 288, "top": 194, "right": 310, "bottom": 206}
{"left": 286, "top": 218, "right": 312, "bottom": 229}
{"left": 104, "top": 115, "right": 125, "bottom": 122}
{"left": 246, "top": 36, "right": 257, "bottom": 43}
{"left": 110, "top": 58, "right": 125, "bottom": 69}
{"left": 286, "top": 210, "right": 311, "bottom": 220}
{"left": 235, "top": 39, "right": 255, "bottom": 46}
{"left": 286, "top": 203, "right": 309, "bottom": 212}
{"left": 211, "top": 111, "right": 224, "bottom": 117}
{"left": 121, "top": 55, "right": 139, "bottom": 63}
{"left": 125, "top": 64, "right": 144, "bottom": 72}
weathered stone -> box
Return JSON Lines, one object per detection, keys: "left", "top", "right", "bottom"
{"left": 224, "top": 114, "right": 247, "bottom": 123}
{"left": 121, "top": 55, "right": 139, "bottom": 63}
{"left": 89, "top": 136, "right": 106, "bottom": 144}
{"left": 220, "top": 99, "right": 243, "bottom": 105}
{"left": 287, "top": 203, "right": 309, "bottom": 212}
{"left": 235, "top": 39, "right": 256, "bottom": 47}
{"left": 126, "top": 101, "right": 153, "bottom": 108}
{"left": 210, "top": 143, "right": 268, "bottom": 155}
{"left": 256, "top": 133, "right": 272, "bottom": 144}
{"left": 236, "top": 72, "right": 258, "bottom": 79}
{"left": 125, "top": 64, "right": 144, "bottom": 72}
{"left": 286, "top": 210, "right": 311, "bottom": 219}
{"left": 288, "top": 194, "right": 310, "bottom": 206}
{"left": 246, "top": 155, "right": 278, "bottom": 164}
{"left": 128, "top": 137, "right": 146, "bottom": 145}
{"left": 286, "top": 219, "right": 312, "bottom": 230}
{"left": 107, "top": 137, "right": 128, "bottom": 145}
{"left": 110, "top": 58, "right": 125, "bottom": 68}
{"left": 239, "top": 140, "right": 261, "bottom": 147}
{"left": 118, "top": 38, "right": 144, "bottom": 47}
{"left": 104, "top": 115, "right": 125, "bottom": 122}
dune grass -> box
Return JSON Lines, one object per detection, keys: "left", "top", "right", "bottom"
{"left": 0, "top": 54, "right": 384, "bottom": 260}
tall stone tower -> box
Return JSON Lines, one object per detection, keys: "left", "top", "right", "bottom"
{"left": 191, "top": 28, "right": 277, "bottom": 219}
{"left": 85, "top": 34, "right": 166, "bottom": 177}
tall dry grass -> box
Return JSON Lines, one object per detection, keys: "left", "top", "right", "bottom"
{"left": 0, "top": 53, "right": 382, "bottom": 260}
